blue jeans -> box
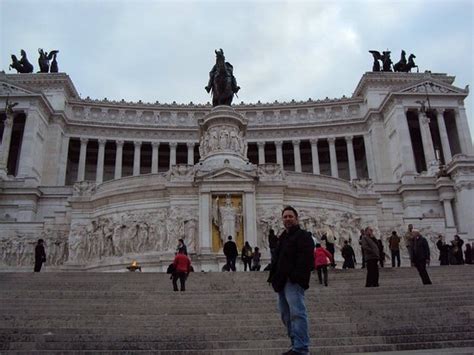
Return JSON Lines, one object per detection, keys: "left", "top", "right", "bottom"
{"left": 277, "top": 281, "right": 309, "bottom": 354}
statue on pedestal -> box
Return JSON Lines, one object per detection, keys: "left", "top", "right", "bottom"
{"left": 205, "top": 49, "right": 240, "bottom": 106}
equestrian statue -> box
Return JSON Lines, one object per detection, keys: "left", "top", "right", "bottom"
{"left": 393, "top": 50, "right": 418, "bottom": 72}
{"left": 205, "top": 49, "right": 240, "bottom": 106}
{"left": 9, "top": 50, "right": 34, "bottom": 73}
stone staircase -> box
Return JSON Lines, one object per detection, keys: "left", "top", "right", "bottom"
{"left": 0, "top": 265, "right": 473, "bottom": 354}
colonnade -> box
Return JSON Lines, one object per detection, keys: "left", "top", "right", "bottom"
{"left": 256, "top": 136, "right": 365, "bottom": 180}
{"left": 67, "top": 134, "right": 370, "bottom": 184}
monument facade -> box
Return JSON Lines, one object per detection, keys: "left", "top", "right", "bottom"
{"left": 0, "top": 70, "right": 472, "bottom": 271}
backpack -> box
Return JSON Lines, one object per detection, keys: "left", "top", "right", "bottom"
{"left": 166, "top": 263, "right": 175, "bottom": 274}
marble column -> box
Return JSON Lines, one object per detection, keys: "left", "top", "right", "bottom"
{"left": 395, "top": 107, "right": 416, "bottom": 175}
{"left": 257, "top": 142, "right": 265, "bottom": 165}
{"left": 17, "top": 110, "right": 38, "bottom": 178}
{"left": 77, "top": 137, "right": 88, "bottom": 182}
{"left": 198, "top": 192, "right": 211, "bottom": 254}
{"left": 0, "top": 114, "right": 14, "bottom": 169}
{"left": 345, "top": 135, "right": 357, "bottom": 180}
{"left": 57, "top": 136, "right": 70, "bottom": 185}
{"left": 275, "top": 141, "right": 283, "bottom": 167}
{"left": 151, "top": 142, "right": 159, "bottom": 173}
{"left": 244, "top": 192, "right": 258, "bottom": 248}
{"left": 455, "top": 108, "right": 474, "bottom": 155}
{"left": 114, "top": 140, "right": 124, "bottom": 179}
{"left": 292, "top": 140, "right": 302, "bottom": 173}
{"left": 96, "top": 139, "right": 106, "bottom": 183}
{"left": 363, "top": 133, "right": 375, "bottom": 179}
{"left": 310, "top": 139, "right": 320, "bottom": 175}
{"left": 169, "top": 142, "right": 177, "bottom": 168}
{"left": 328, "top": 137, "right": 338, "bottom": 178}
{"left": 418, "top": 111, "right": 436, "bottom": 167}
{"left": 442, "top": 199, "right": 455, "bottom": 228}
{"left": 187, "top": 142, "right": 195, "bottom": 165}
{"left": 436, "top": 109, "right": 452, "bottom": 163}
{"left": 133, "top": 141, "right": 141, "bottom": 176}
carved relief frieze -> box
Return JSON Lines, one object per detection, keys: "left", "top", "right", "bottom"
{"left": 0, "top": 226, "right": 69, "bottom": 267}
{"left": 67, "top": 206, "right": 198, "bottom": 264}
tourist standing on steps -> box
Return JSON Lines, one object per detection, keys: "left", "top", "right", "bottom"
{"left": 377, "top": 238, "right": 385, "bottom": 268}
{"left": 388, "top": 231, "right": 401, "bottom": 267}
{"left": 404, "top": 224, "right": 414, "bottom": 265}
{"left": 251, "top": 247, "right": 261, "bottom": 271}
{"left": 172, "top": 248, "right": 191, "bottom": 291}
{"left": 361, "top": 226, "right": 380, "bottom": 287}
{"left": 34, "top": 239, "right": 46, "bottom": 272}
{"left": 341, "top": 240, "right": 356, "bottom": 269}
{"left": 241, "top": 241, "right": 253, "bottom": 271}
{"left": 223, "top": 235, "right": 238, "bottom": 271}
{"left": 465, "top": 244, "right": 472, "bottom": 264}
{"left": 410, "top": 230, "right": 432, "bottom": 285}
{"left": 268, "top": 206, "right": 314, "bottom": 355}
{"left": 321, "top": 232, "right": 336, "bottom": 268}
{"left": 314, "top": 243, "right": 333, "bottom": 286}
{"left": 359, "top": 229, "right": 366, "bottom": 269}
{"left": 436, "top": 235, "right": 450, "bottom": 265}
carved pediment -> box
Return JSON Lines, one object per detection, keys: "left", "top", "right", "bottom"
{"left": 0, "top": 81, "right": 37, "bottom": 96}
{"left": 399, "top": 81, "right": 466, "bottom": 95}
{"left": 196, "top": 166, "right": 257, "bottom": 182}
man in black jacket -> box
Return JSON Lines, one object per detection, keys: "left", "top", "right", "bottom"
{"left": 268, "top": 206, "right": 314, "bottom": 355}
{"left": 34, "top": 239, "right": 46, "bottom": 272}
{"left": 223, "top": 235, "right": 238, "bottom": 271}
{"left": 411, "top": 230, "right": 432, "bottom": 284}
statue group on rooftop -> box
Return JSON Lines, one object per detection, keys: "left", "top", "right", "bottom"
{"left": 9, "top": 48, "right": 59, "bottom": 73}
{"left": 369, "top": 49, "right": 418, "bottom": 73}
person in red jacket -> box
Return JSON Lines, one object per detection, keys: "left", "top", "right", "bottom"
{"left": 172, "top": 249, "right": 191, "bottom": 292}
{"left": 314, "top": 243, "right": 333, "bottom": 286}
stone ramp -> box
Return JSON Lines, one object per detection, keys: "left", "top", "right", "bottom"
{"left": 0, "top": 265, "right": 473, "bottom": 354}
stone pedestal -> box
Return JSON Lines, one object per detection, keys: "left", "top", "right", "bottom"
{"left": 196, "top": 106, "right": 253, "bottom": 173}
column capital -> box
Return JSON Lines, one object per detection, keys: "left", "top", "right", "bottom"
{"left": 327, "top": 137, "right": 336, "bottom": 144}
{"left": 151, "top": 141, "right": 160, "bottom": 148}
{"left": 345, "top": 135, "right": 354, "bottom": 142}
{"left": 116, "top": 140, "right": 124, "bottom": 147}
{"left": 186, "top": 142, "right": 195, "bottom": 148}
{"left": 80, "top": 137, "right": 89, "bottom": 144}
{"left": 292, "top": 139, "right": 300, "bottom": 146}
{"left": 169, "top": 142, "right": 178, "bottom": 148}
{"left": 275, "top": 140, "right": 283, "bottom": 147}
{"left": 436, "top": 108, "right": 446, "bottom": 116}
{"left": 133, "top": 140, "right": 142, "bottom": 147}
{"left": 257, "top": 141, "right": 265, "bottom": 148}
{"left": 98, "top": 138, "right": 107, "bottom": 145}
{"left": 309, "top": 138, "right": 318, "bottom": 145}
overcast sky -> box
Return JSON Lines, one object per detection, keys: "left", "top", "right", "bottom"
{"left": 1, "top": 0, "right": 473, "bottom": 140}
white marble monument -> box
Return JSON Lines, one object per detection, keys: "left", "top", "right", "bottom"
{"left": 0, "top": 70, "right": 473, "bottom": 271}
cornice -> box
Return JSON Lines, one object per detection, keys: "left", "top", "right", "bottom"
{"left": 3, "top": 73, "right": 80, "bottom": 99}
{"left": 353, "top": 71, "right": 456, "bottom": 98}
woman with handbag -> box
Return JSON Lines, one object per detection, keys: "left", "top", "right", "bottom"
{"left": 314, "top": 243, "right": 333, "bottom": 286}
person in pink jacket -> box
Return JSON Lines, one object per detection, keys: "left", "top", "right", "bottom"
{"left": 314, "top": 243, "right": 333, "bottom": 286}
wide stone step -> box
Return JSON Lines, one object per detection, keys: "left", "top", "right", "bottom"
{"left": 5, "top": 332, "right": 474, "bottom": 351}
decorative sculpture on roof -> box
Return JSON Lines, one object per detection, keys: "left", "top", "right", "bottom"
{"left": 9, "top": 50, "right": 34, "bottom": 73}
{"left": 369, "top": 49, "right": 417, "bottom": 73}
{"left": 369, "top": 50, "right": 392, "bottom": 72}
{"left": 393, "top": 50, "right": 418, "bottom": 72}
{"left": 38, "top": 48, "right": 59, "bottom": 73}
{"left": 205, "top": 49, "right": 240, "bottom": 106}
